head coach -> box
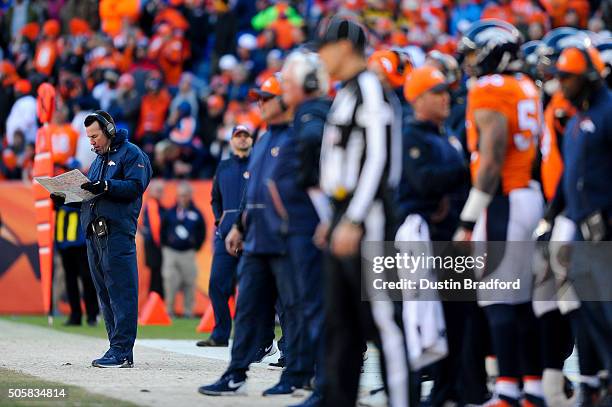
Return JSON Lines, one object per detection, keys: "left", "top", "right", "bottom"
{"left": 51, "top": 110, "right": 152, "bottom": 368}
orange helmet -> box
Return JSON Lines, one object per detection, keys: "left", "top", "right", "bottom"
{"left": 249, "top": 73, "right": 282, "bottom": 100}
{"left": 556, "top": 46, "right": 606, "bottom": 81}
{"left": 368, "top": 49, "right": 412, "bottom": 88}
{"left": 403, "top": 66, "right": 447, "bottom": 103}
{"left": 36, "top": 83, "right": 56, "bottom": 124}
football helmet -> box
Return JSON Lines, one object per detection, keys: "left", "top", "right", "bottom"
{"left": 459, "top": 19, "right": 523, "bottom": 77}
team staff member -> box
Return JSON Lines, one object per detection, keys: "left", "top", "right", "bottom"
{"left": 530, "top": 31, "right": 579, "bottom": 407}
{"left": 199, "top": 75, "right": 307, "bottom": 397}
{"left": 555, "top": 45, "right": 612, "bottom": 398}
{"left": 455, "top": 20, "right": 545, "bottom": 406}
{"left": 52, "top": 110, "right": 152, "bottom": 368}
{"left": 198, "top": 125, "right": 252, "bottom": 347}
{"left": 399, "top": 67, "right": 475, "bottom": 406}
{"left": 277, "top": 49, "right": 331, "bottom": 407}
{"left": 161, "top": 182, "right": 205, "bottom": 318}
{"left": 316, "top": 17, "right": 409, "bottom": 407}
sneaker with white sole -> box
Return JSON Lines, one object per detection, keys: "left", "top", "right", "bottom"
{"left": 198, "top": 374, "right": 247, "bottom": 396}
{"left": 252, "top": 341, "right": 278, "bottom": 363}
{"left": 91, "top": 354, "right": 133, "bottom": 368}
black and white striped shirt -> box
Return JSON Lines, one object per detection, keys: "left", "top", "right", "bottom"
{"left": 320, "top": 70, "right": 402, "bottom": 224}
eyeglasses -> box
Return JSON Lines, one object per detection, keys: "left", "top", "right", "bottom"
{"left": 258, "top": 95, "right": 276, "bottom": 103}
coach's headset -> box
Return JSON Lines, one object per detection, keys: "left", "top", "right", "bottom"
{"left": 303, "top": 53, "right": 320, "bottom": 94}
{"left": 87, "top": 111, "right": 117, "bottom": 139}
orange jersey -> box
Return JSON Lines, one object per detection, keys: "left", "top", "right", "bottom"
{"left": 48, "top": 124, "right": 79, "bottom": 167}
{"left": 34, "top": 40, "right": 58, "bottom": 77}
{"left": 540, "top": 91, "right": 576, "bottom": 201}
{"left": 466, "top": 74, "right": 542, "bottom": 195}
{"left": 136, "top": 90, "right": 171, "bottom": 138}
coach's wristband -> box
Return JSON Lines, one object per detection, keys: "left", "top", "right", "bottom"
{"left": 460, "top": 188, "right": 492, "bottom": 223}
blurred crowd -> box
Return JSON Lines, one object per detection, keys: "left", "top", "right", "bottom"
{"left": 0, "top": 0, "right": 611, "bottom": 181}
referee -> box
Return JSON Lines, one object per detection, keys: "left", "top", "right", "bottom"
{"left": 316, "top": 17, "right": 409, "bottom": 407}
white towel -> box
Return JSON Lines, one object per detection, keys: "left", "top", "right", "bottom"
{"left": 395, "top": 214, "right": 449, "bottom": 371}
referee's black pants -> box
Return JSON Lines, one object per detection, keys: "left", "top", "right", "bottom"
{"left": 322, "top": 252, "right": 410, "bottom": 407}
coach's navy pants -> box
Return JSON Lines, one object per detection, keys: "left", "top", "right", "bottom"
{"left": 288, "top": 234, "right": 322, "bottom": 387}
{"left": 86, "top": 230, "right": 138, "bottom": 359}
{"left": 226, "top": 252, "right": 310, "bottom": 384}
{"left": 209, "top": 238, "right": 239, "bottom": 343}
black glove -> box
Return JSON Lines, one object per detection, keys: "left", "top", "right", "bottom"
{"left": 81, "top": 180, "right": 107, "bottom": 195}
{"left": 50, "top": 193, "right": 65, "bottom": 209}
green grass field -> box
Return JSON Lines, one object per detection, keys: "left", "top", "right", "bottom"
{"left": 1, "top": 315, "right": 283, "bottom": 340}
{"left": 1, "top": 315, "right": 210, "bottom": 340}
{"left": 0, "top": 368, "right": 139, "bottom": 407}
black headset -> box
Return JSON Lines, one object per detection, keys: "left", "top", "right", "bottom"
{"left": 303, "top": 70, "right": 319, "bottom": 93}
{"left": 87, "top": 111, "right": 116, "bottom": 138}
{"left": 303, "top": 53, "right": 320, "bottom": 94}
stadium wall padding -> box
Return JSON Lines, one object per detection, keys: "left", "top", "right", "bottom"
{"left": 0, "top": 180, "right": 216, "bottom": 315}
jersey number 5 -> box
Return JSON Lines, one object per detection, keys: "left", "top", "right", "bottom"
{"left": 513, "top": 99, "right": 539, "bottom": 151}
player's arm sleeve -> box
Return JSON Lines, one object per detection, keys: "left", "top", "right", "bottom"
{"left": 544, "top": 174, "right": 566, "bottom": 222}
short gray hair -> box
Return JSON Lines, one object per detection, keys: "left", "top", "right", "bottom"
{"left": 282, "top": 50, "right": 330, "bottom": 95}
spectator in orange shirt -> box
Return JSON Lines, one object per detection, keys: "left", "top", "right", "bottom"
{"left": 34, "top": 20, "right": 61, "bottom": 79}
{"left": 267, "top": 12, "right": 301, "bottom": 50}
{"left": 137, "top": 74, "right": 171, "bottom": 156}
{"left": 48, "top": 104, "right": 79, "bottom": 170}
{"left": 159, "top": 30, "right": 189, "bottom": 87}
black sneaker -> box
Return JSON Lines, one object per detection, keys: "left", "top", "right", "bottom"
{"left": 289, "top": 391, "right": 322, "bottom": 407}
{"left": 92, "top": 354, "right": 133, "bottom": 368}
{"left": 196, "top": 338, "right": 228, "bottom": 347}
{"left": 262, "top": 380, "right": 300, "bottom": 396}
{"left": 252, "top": 342, "right": 277, "bottom": 363}
{"left": 198, "top": 374, "right": 247, "bottom": 396}
{"left": 63, "top": 319, "right": 81, "bottom": 326}
{"left": 267, "top": 356, "right": 285, "bottom": 370}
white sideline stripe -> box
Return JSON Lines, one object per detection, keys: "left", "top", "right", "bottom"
{"left": 135, "top": 339, "right": 385, "bottom": 390}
